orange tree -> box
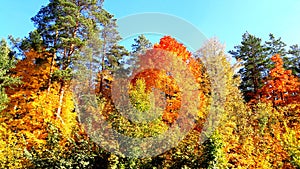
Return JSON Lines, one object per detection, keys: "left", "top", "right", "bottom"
{"left": 255, "top": 54, "right": 300, "bottom": 106}
{"left": 96, "top": 36, "right": 211, "bottom": 168}
{"left": 138, "top": 36, "right": 210, "bottom": 168}
{"left": 249, "top": 54, "right": 300, "bottom": 168}
{"left": 3, "top": 49, "right": 54, "bottom": 149}
{"left": 1, "top": 49, "right": 95, "bottom": 168}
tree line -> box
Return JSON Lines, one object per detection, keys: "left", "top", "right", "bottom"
{"left": 0, "top": 0, "right": 299, "bottom": 168}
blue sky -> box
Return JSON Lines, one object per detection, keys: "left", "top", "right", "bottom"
{"left": 1, "top": 0, "right": 300, "bottom": 54}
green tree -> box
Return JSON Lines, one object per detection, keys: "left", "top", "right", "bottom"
{"left": 27, "top": 0, "right": 110, "bottom": 120}
{"left": 19, "top": 30, "right": 44, "bottom": 53}
{"left": 288, "top": 44, "right": 300, "bottom": 77}
{"left": 264, "top": 33, "right": 296, "bottom": 73}
{"left": 201, "top": 131, "right": 227, "bottom": 169}
{"left": 131, "top": 35, "right": 152, "bottom": 55}
{"left": 264, "top": 33, "right": 300, "bottom": 78}
{"left": 264, "top": 33, "right": 287, "bottom": 57}
{"left": 99, "top": 11, "right": 128, "bottom": 72}
{"left": 15, "top": 1, "right": 119, "bottom": 167}
{"left": 0, "top": 40, "right": 25, "bottom": 168}
{"left": 124, "top": 35, "right": 152, "bottom": 76}
{"left": 97, "top": 12, "right": 129, "bottom": 95}
{"left": 229, "top": 32, "right": 269, "bottom": 102}
{"left": 0, "top": 39, "right": 19, "bottom": 112}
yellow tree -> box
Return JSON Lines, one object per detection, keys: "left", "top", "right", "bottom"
{"left": 0, "top": 122, "right": 29, "bottom": 168}
{"left": 196, "top": 38, "right": 254, "bottom": 168}
{"left": 248, "top": 54, "right": 299, "bottom": 168}
{"left": 3, "top": 49, "right": 77, "bottom": 151}
{"left": 4, "top": 50, "right": 53, "bottom": 147}
{"left": 251, "top": 54, "right": 300, "bottom": 168}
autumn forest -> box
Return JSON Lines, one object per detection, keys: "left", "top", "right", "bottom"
{"left": 0, "top": 0, "right": 300, "bottom": 168}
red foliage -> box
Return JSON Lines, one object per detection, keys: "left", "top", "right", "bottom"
{"left": 154, "top": 36, "right": 192, "bottom": 62}
{"left": 254, "top": 54, "right": 300, "bottom": 106}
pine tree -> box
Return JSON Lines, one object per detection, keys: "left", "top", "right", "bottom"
{"left": 28, "top": 0, "right": 109, "bottom": 120}
{"left": 264, "top": 33, "right": 294, "bottom": 72}
{"left": 264, "top": 33, "right": 287, "bottom": 57}
{"left": 132, "top": 35, "right": 152, "bottom": 55}
{"left": 97, "top": 12, "right": 129, "bottom": 95}
{"left": 229, "top": 32, "right": 269, "bottom": 102}
{"left": 125, "top": 35, "right": 153, "bottom": 75}
{"left": 288, "top": 44, "right": 300, "bottom": 77}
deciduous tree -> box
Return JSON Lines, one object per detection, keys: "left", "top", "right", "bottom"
{"left": 255, "top": 54, "right": 300, "bottom": 106}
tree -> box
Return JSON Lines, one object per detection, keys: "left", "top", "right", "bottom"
{"left": 0, "top": 123, "right": 29, "bottom": 168}
{"left": 132, "top": 35, "right": 152, "bottom": 55}
{"left": 29, "top": 0, "right": 108, "bottom": 120}
{"left": 19, "top": 30, "right": 44, "bottom": 53}
{"left": 153, "top": 36, "right": 210, "bottom": 123}
{"left": 99, "top": 11, "right": 128, "bottom": 73}
{"left": 197, "top": 38, "right": 251, "bottom": 168}
{"left": 1, "top": 48, "right": 94, "bottom": 167}
{"left": 147, "top": 36, "right": 210, "bottom": 168}
{"left": 264, "top": 33, "right": 287, "bottom": 58}
{"left": 254, "top": 54, "right": 300, "bottom": 106}
{"left": 0, "top": 39, "right": 19, "bottom": 112}
{"left": 98, "top": 36, "right": 210, "bottom": 168}
{"left": 229, "top": 32, "right": 269, "bottom": 102}
{"left": 3, "top": 49, "right": 75, "bottom": 146}
{"left": 249, "top": 54, "right": 300, "bottom": 168}
{"left": 264, "top": 33, "right": 300, "bottom": 79}
{"left": 288, "top": 44, "right": 300, "bottom": 77}
{"left": 125, "top": 35, "right": 153, "bottom": 75}
{"left": 96, "top": 12, "right": 129, "bottom": 95}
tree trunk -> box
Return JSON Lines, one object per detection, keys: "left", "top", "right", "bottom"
{"left": 47, "top": 52, "right": 56, "bottom": 93}
{"left": 57, "top": 80, "right": 65, "bottom": 124}
{"left": 47, "top": 30, "right": 58, "bottom": 94}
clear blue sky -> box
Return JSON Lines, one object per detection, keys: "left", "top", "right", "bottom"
{"left": 1, "top": 0, "right": 300, "bottom": 54}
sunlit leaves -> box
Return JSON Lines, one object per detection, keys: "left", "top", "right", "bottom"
{"left": 0, "top": 123, "right": 28, "bottom": 168}
{"left": 0, "top": 39, "right": 19, "bottom": 112}
{"left": 154, "top": 36, "right": 192, "bottom": 62}
{"left": 255, "top": 54, "right": 300, "bottom": 106}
